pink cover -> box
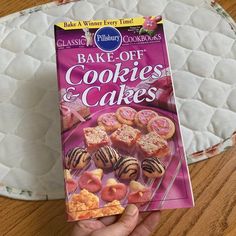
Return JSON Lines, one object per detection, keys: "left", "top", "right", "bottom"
{"left": 54, "top": 16, "right": 194, "bottom": 221}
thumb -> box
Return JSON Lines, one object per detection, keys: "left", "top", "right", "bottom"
{"left": 93, "top": 205, "right": 139, "bottom": 236}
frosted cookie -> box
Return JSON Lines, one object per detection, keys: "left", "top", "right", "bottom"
{"left": 78, "top": 169, "right": 103, "bottom": 193}
{"left": 101, "top": 178, "right": 127, "bottom": 202}
{"left": 116, "top": 107, "right": 137, "bottom": 126}
{"left": 111, "top": 124, "right": 141, "bottom": 149}
{"left": 114, "top": 155, "right": 140, "bottom": 180}
{"left": 137, "top": 132, "right": 169, "bottom": 157}
{"left": 84, "top": 126, "right": 110, "bottom": 152}
{"left": 97, "top": 113, "right": 121, "bottom": 132}
{"left": 135, "top": 109, "right": 158, "bottom": 129}
{"left": 142, "top": 158, "right": 165, "bottom": 178}
{"left": 65, "top": 147, "right": 91, "bottom": 170}
{"left": 147, "top": 116, "right": 175, "bottom": 139}
{"left": 128, "top": 180, "right": 151, "bottom": 205}
{"left": 94, "top": 146, "right": 120, "bottom": 169}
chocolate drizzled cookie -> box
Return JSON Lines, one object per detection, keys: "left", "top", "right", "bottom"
{"left": 114, "top": 155, "right": 139, "bottom": 180}
{"left": 94, "top": 146, "right": 120, "bottom": 169}
{"left": 65, "top": 147, "right": 91, "bottom": 169}
{"left": 141, "top": 158, "right": 165, "bottom": 178}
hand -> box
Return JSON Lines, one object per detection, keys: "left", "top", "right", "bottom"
{"left": 71, "top": 204, "right": 161, "bottom": 236}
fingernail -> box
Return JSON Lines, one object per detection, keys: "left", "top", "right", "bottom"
{"left": 125, "top": 204, "right": 138, "bottom": 216}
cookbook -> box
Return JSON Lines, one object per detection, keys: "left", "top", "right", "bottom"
{"left": 54, "top": 16, "right": 194, "bottom": 221}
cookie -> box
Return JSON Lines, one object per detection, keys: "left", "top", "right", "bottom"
{"left": 78, "top": 169, "right": 103, "bottom": 193}
{"left": 94, "top": 146, "right": 120, "bottom": 169}
{"left": 128, "top": 180, "right": 151, "bottom": 205}
{"left": 116, "top": 107, "right": 137, "bottom": 126}
{"left": 64, "top": 169, "right": 77, "bottom": 193}
{"left": 101, "top": 178, "right": 127, "bottom": 202}
{"left": 147, "top": 116, "right": 175, "bottom": 139}
{"left": 142, "top": 158, "right": 165, "bottom": 178}
{"left": 97, "top": 113, "right": 121, "bottom": 132}
{"left": 114, "top": 155, "right": 140, "bottom": 180}
{"left": 65, "top": 147, "right": 91, "bottom": 169}
{"left": 135, "top": 109, "right": 158, "bottom": 129}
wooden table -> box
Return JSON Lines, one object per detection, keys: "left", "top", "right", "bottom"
{"left": 0, "top": 1, "right": 236, "bottom": 235}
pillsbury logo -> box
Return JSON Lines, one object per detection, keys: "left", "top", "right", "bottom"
{"left": 94, "top": 26, "right": 122, "bottom": 52}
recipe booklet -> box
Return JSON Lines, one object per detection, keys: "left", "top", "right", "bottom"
{"left": 54, "top": 16, "right": 194, "bottom": 221}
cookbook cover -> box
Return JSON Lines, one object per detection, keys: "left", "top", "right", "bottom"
{"left": 54, "top": 16, "right": 194, "bottom": 221}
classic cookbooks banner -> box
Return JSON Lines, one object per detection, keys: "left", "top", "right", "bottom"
{"left": 54, "top": 16, "right": 194, "bottom": 221}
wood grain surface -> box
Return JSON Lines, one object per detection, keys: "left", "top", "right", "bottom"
{"left": 0, "top": 0, "right": 236, "bottom": 236}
